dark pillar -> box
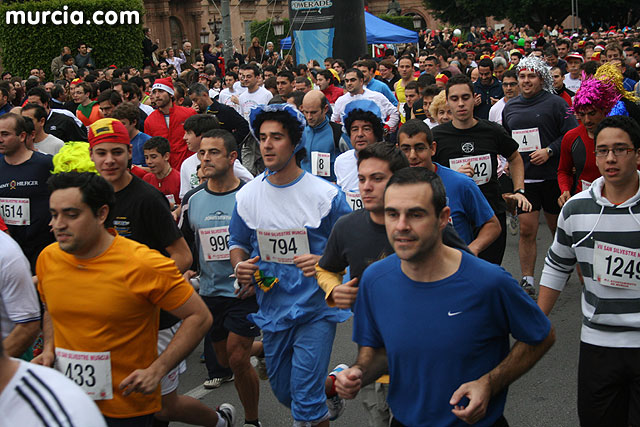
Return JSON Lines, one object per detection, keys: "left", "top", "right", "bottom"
{"left": 333, "top": 0, "right": 367, "bottom": 66}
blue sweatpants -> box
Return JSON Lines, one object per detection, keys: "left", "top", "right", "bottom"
{"left": 262, "top": 319, "right": 336, "bottom": 422}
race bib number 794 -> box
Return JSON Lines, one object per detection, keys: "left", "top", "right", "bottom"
{"left": 55, "top": 348, "right": 113, "bottom": 400}
{"left": 257, "top": 228, "right": 310, "bottom": 264}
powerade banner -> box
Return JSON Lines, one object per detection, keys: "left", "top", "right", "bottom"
{"left": 288, "top": 0, "right": 335, "bottom": 65}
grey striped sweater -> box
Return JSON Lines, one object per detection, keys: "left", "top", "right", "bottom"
{"left": 540, "top": 172, "right": 640, "bottom": 347}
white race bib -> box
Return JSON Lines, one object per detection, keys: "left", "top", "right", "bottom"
{"left": 0, "top": 197, "right": 30, "bottom": 225}
{"left": 512, "top": 128, "right": 542, "bottom": 152}
{"left": 581, "top": 180, "right": 592, "bottom": 191}
{"left": 55, "top": 348, "right": 113, "bottom": 400}
{"left": 593, "top": 241, "right": 640, "bottom": 290}
{"left": 345, "top": 191, "right": 363, "bottom": 211}
{"left": 198, "top": 226, "right": 230, "bottom": 261}
{"left": 449, "top": 154, "right": 492, "bottom": 185}
{"left": 311, "top": 151, "right": 331, "bottom": 177}
{"left": 257, "top": 228, "right": 310, "bottom": 264}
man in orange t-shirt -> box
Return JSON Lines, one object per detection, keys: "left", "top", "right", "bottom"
{"left": 33, "top": 172, "right": 235, "bottom": 426}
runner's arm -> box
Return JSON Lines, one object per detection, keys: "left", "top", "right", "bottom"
{"left": 468, "top": 215, "right": 501, "bottom": 256}
{"left": 31, "top": 309, "right": 55, "bottom": 367}
{"left": 3, "top": 321, "right": 40, "bottom": 358}
{"left": 352, "top": 346, "right": 388, "bottom": 387}
{"left": 165, "top": 237, "right": 193, "bottom": 273}
{"left": 315, "top": 264, "right": 345, "bottom": 305}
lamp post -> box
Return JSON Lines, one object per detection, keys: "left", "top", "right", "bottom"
{"left": 413, "top": 15, "right": 422, "bottom": 30}
{"left": 208, "top": 19, "right": 220, "bottom": 42}
{"left": 273, "top": 17, "right": 285, "bottom": 36}
{"left": 199, "top": 27, "right": 210, "bottom": 46}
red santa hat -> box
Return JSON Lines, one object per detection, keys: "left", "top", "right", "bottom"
{"left": 151, "top": 77, "right": 175, "bottom": 96}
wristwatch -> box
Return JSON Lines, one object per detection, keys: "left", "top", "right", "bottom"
{"left": 514, "top": 188, "right": 526, "bottom": 195}
{"left": 546, "top": 147, "right": 553, "bottom": 157}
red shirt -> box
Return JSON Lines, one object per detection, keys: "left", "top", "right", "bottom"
{"left": 144, "top": 105, "right": 197, "bottom": 170}
{"left": 0, "top": 216, "right": 7, "bottom": 232}
{"left": 143, "top": 168, "right": 181, "bottom": 206}
{"left": 322, "top": 85, "right": 345, "bottom": 104}
{"left": 558, "top": 124, "right": 600, "bottom": 193}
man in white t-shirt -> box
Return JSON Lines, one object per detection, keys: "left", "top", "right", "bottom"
{"left": 331, "top": 68, "right": 399, "bottom": 133}
{"left": 0, "top": 232, "right": 40, "bottom": 358}
{"left": 239, "top": 64, "right": 273, "bottom": 122}
{"left": 564, "top": 52, "right": 584, "bottom": 93}
{"left": 20, "top": 104, "right": 64, "bottom": 155}
{"left": 218, "top": 72, "right": 243, "bottom": 115}
{"left": 488, "top": 69, "right": 520, "bottom": 125}
{"left": 180, "top": 114, "right": 253, "bottom": 200}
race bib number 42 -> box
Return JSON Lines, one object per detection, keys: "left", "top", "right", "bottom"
{"left": 198, "top": 226, "right": 230, "bottom": 261}
{"left": 593, "top": 241, "right": 640, "bottom": 289}
{"left": 512, "top": 128, "right": 542, "bottom": 152}
{"left": 55, "top": 348, "right": 113, "bottom": 400}
{"left": 0, "top": 197, "right": 30, "bottom": 225}
{"left": 257, "top": 228, "right": 310, "bottom": 264}
{"left": 311, "top": 151, "right": 330, "bottom": 177}
{"left": 449, "top": 154, "right": 492, "bottom": 185}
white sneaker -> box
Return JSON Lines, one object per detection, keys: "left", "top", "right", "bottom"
{"left": 327, "top": 363, "right": 349, "bottom": 420}
{"left": 217, "top": 403, "right": 236, "bottom": 426}
{"left": 204, "top": 374, "right": 234, "bottom": 389}
{"left": 254, "top": 355, "right": 268, "bottom": 380}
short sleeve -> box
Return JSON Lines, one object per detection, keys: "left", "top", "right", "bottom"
{"left": 318, "top": 217, "right": 349, "bottom": 272}
{"left": 352, "top": 269, "right": 385, "bottom": 348}
{"left": 229, "top": 204, "right": 253, "bottom": 254}
{"left": 463, "top": 178, "right": 495, "bottom": 227}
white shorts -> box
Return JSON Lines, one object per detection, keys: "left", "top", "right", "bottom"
{"left": 158, "top": 323, "right": 187, "bottom": 395}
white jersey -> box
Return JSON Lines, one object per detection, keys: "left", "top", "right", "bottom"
{"left": 334, "top": 149, "right": 359, "bottom": 193}
{"left": 489, "top": 98, "right": 507, "bottom": 125}
{"left": 179, "top": 153, "right": 253, "bottom": 199}
{"left": 564, "top": 74, "right": 582, "bottom": 93}
{"left": 0, "top": 359, "right": 106, "bottom": 426}
{"left": 239, "top": 86, "right": 273, "bottom": 121}
{"left": 34, "top": 134, "right": 64, "bottom": 155}
{"left": 139, "top": 102, "right": 154, "bottom": 116}
{"left": 0, "top": 232, "right": 40, "bottom": 341}
{"left": 218, "top": 88, "right": 243, "bottom": 115}
{"left": 331, "top": 88, "right": 400, "bottom": 131}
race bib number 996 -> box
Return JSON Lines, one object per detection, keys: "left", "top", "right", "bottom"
{"left": 257, "top": 228, "right": 310, "bottom": 264}
{"left": 55, "top": 348, "right": 113, "bottom": 400}
{"left": 199, "top": 226, "right": 230, "bottom": 261}
{"left": 593, "top": 241, "right": 640, "bottom": 289}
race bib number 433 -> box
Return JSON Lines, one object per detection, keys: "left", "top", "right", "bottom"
{"left": 257, "top": 228, "right": 310, "bottom": 264}
{"left": 512, "top": 128, "right": 542, "bottom": 152}
{"left": 0, "top": 197, "right": 30, "bottom": 225}
{"left": 449, "top": 154, "right": 492, "bottom": 185}
{"left": 593, "top": 241, "right": 640, "bottom": 289}
{"left": 55, "top": 348, "right": 113, "bottom": 400}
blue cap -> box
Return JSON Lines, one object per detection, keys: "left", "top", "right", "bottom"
{"left": 248, "top": 103, "right": 306, "bottom": 145}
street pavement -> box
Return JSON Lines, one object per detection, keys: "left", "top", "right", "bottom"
{"left": 174, "top": 213, "right": 583, "bottom": 426}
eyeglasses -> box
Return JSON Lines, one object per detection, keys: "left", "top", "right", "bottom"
{"left": 502, "top": 82, "right": 518, "bottom": 87}
{"left": 399, "top": 145, "right": 428, "bottom": 154}
{"left": 594, "top": 147, "right": 636, "bottom": 157}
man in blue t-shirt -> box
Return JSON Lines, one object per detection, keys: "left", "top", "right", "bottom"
{"left": 180, "top": 129, "right": 263, "bottom": 427}
{"left": 335, "top": 167, "right": 555, "bottom": 426}
{"left": 398, "top": 119, "right": 500, "bottom": 254}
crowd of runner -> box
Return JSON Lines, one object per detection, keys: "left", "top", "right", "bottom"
{"left": 1, "top": 21, "right": 640, "bottom": 427}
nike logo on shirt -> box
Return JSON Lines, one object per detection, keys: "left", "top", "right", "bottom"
{"left": 448, "top": 311, "right": 462, "bottom": 316}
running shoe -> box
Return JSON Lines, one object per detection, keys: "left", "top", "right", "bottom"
{"left": 327, "top": 363, "right": 349, "bottom": 420}
{"left": 204, "top": 374, "right": 234, "bottom": 389}
{"left": 520, "top": 278, "right": 537, "bottom": 300}
{"left": 217, "top": 403, "right": 236, "bottom": 426}
{"left": 254, "top": 355, "right": 269, "bottom": 380}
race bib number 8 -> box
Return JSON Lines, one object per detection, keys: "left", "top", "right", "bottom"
{"left": 199, "top": 226, "right": 230, "bottom": 261}
{"left": 345, "top": 191, "right": 363, "bottom": 211}
{"left": 55, "top": 348, "right": 113, "bottom": 400}
{"left": 449, "top": 154, "right": 492, "bottom": 185}
{"left": 311, "top": 151, "right": 330, "bottom": 177}
{"left": 257, "top": 228, "right": 310, "bottom": 264}
{"left": 0, "top": 197, "right": 30, "bottom": 225}
{"left": 593, "top": 241, "right": 640, "bottom": 289}
{"left": 512, "top": 128, "right": 542, "bottom": 152}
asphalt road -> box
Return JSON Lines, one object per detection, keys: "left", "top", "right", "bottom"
{"left": 174, "top": 214, "right": 583, "bottom": 426}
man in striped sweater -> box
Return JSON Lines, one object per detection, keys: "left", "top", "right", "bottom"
{"left": 538, "top": 115, "right": 640, "bottom": 427}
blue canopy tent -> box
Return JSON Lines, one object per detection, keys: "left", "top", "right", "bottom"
{"left": 279, "top": 11, "right": 418, "bottom": 50}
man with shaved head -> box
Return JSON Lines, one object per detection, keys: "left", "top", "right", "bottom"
{"left": 301, "top": 90, "right": 348, "bottom": 181}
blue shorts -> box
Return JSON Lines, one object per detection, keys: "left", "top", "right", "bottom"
{"left": 262, "top": 319, "right": 336, "bottom": 422}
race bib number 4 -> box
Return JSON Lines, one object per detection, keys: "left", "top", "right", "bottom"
{"left": 449, "top": 154, "right": 492, "bottom": 185}
{"left": 0, "top": 197, "right": 30, "bottom": 225}
{"left": 593, "top": 241, "right": 640, "bottom": 289}
{"left": 199, "top": 226, "right": 230, "bottom": 261}
{"left": 311, "top": 151, "right": 331, "bottom": 177}
{"left": 257, "top": 228, "right": 310, "bottom": 264}
{"left": 55, "top": 348, "right": 113, "bottom": 400}
{"left": 345, "top": 191, "right": 363, "bottom": 211}
{"left": 512, "top": 128, "right": 542, "bottom": 152}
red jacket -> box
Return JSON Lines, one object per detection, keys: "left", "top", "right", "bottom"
{"left": 144, "top": 104, "right": 197, "bottom": 169}
{"left": 322, "top": 85, "right": 344, "bottom": 104}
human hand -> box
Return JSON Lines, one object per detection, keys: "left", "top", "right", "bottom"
{"left": 330, "top": 278, "right": 359, "bottom": 309}
{"left": 293, "top": 254, "right": 321, "bottom": 277}
{"left": 450, "top": 376, "right": 492, "bottom": 425}
{"left": 529, "top": 148, "right": 549, "bottom": 165}
{"left": 335, "top": 367, "right": 363, "bottom": 399}
{"left": 119, "top": 366, "right": 163, "bottom": 396}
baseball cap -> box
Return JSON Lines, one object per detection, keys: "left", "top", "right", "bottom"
{"left": 88, "top": 118, "right": 130, "bottom": 148}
